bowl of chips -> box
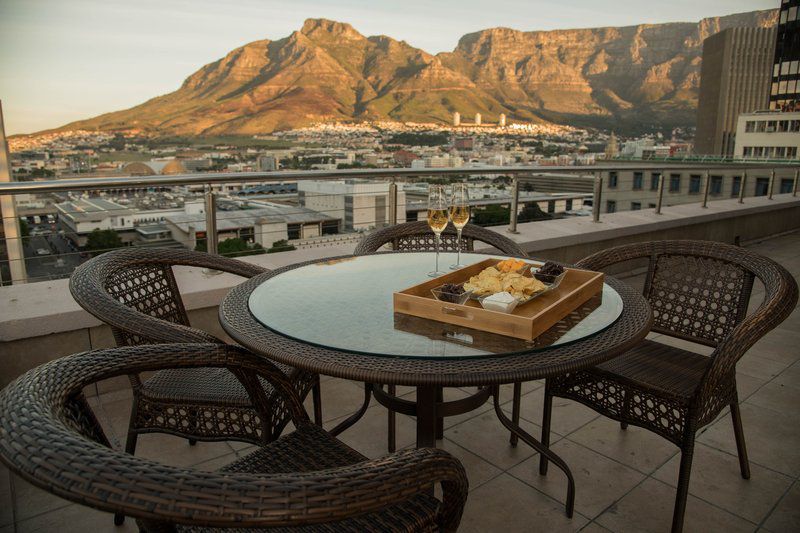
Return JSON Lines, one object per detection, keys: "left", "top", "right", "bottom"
{"left": 463, "top": 264, "right": 548, "bottom": 304}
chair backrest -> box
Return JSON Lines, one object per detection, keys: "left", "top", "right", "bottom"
{"left": 70, "top": 247, "right": 266, "bottom": 347}
{"left": 354, "top": 221, "right": 527, "bottom": 257}
{"left": 104, "top": 262, "right": 190, "bottom": 346}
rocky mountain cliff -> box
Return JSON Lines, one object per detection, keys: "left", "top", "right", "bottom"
{"left": 55, "top": 10, "right": 777, "bottom": 135}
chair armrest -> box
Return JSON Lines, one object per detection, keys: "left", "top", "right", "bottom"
{"left": 0, "top": 344, "right": 465, "bottom": 530}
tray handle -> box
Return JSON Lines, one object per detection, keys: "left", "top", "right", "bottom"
{"left": 441, "top": 306, "right": 474, "bottom": 320}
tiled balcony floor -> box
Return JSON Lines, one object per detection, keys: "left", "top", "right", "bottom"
{"left": 2, "top": 232, "right": 800, "bottom": 532}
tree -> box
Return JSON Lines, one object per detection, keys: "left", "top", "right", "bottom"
{"left": 472, "top": 204, "right": 510, "bottom": 226}
{"left": 518, "top": 202, "right": 552, "bottom": 222}
{"left": 195, "top": 237, "right": 266, "bottom": 257}
{"left": 267, "top": 239, "right": 296, "bottom": 254}
{"left": 85, "top": 229, "right": 124, "bottom": 255}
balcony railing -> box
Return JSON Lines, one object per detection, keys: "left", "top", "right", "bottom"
{"left": 0, "top": 162, "right": 798, "bottom": 284}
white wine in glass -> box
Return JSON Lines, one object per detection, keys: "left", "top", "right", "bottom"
{"left": 427, "top": 185, "right": 449, "bottom": 277}
{"left": 449, "top": 183, "right": 470, "bottom": 269}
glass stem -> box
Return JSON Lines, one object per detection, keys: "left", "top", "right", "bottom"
{"left": 435, "top": 233, "right": 441, "bottom": 272}
{"left": 456, "top": 228, "right": 462, "bottom": 265}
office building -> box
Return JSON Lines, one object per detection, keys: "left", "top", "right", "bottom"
{"left": 734, "top": 109, "right": 800, "bottom": 159}
{"left": 771, "top": 0, "right": 800, "bottom": 109}
{"left": 695, "top": 27, "right": 776, "bottom": 156}
{"left": 298, "top": 180, "right": 407, "bottom": 231}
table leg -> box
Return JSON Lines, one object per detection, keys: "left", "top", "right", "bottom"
{"left": 416, "top": 385, "right": 438, "bottom": 448}
{"left": 492, "top": 385, "right": 575, "bottom": 518}
{"left": 435, "top": 386, "right": 444, "bottom": 440}
{"left": 330, "top": 382, "right": 371, "bottom": 437}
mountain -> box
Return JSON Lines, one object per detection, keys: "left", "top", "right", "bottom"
{"left": 53, "top": 11, "right": 777, "bottom": 136}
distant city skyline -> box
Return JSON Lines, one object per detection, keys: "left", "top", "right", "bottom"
{"left": 0, "top": 0, "right": 777, "bottom": 135}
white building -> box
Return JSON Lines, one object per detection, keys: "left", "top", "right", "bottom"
{"left": 298, "top": 180, "right": 407, "bottom": 231}
{"left": 734, "top": 110, "right": 800, "bottom": 160}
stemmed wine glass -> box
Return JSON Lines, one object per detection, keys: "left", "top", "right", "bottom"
{"left": 449, "top": 183, "right": 470, "bottom": 269}
{"left": 427, "top": 184, "right": 449, "bottom": 277}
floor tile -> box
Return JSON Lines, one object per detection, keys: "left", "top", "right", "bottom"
{"left": 509, "top": 439, "right": 645, "bottom": 519}
{"left": 735, "top": 354, "right": 792, "bottom": 382}
{"left": 11, "top": 475, "right": 71, "bottom": 522}
{"left": 746, "top": 381, "right": 800, "bottom": 415}
{"left": 305, "top": 378, "right": 370, "bottom": 424}
{"left": 762, "top": 481, "right": 800, "bottom": 532}
{"left": 568, "top": 416, "right": 678, "bottom": 475}
{"left": 652, "top": 442, "right": 792, "bottom": 524}
{"left": 595, "top": 477, "right": 755, "bottom": 533}
{"left": 15, "top": 502, "right": 138, "bottom": 533}
{"left": 327, "top": 405, "right": 416, "bottom": 459}
{"left": 458, "top": 473, "right": 589, "bottom": 532}
{"left": 437, "top": 438, "right": 503, "bottom": 491}
{"left": 503, "top": 387, "right": 600, "bottom": 437}
{"left": 698, "top": 403, "right": 800, "bottom": 477}
{"left": 579, "top": 523, "right": 613, "bottom": 533}
{"left": 446, "top": 410, "right": 546, "bottom": 471}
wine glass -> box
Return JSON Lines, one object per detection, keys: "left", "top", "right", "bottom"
{"left": 427, "top": 184, "right": 449, "bottom": 277}
{"left": 449, "top": 183, "right": 470, "bottom": 269}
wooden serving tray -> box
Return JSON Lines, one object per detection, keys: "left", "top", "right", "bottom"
{"left": 393, "top": 259, "right": 605, "bottom": 341}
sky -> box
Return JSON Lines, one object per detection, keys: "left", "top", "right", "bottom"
{"left": 0, "top": 0, "right": 777, "bottom": 135}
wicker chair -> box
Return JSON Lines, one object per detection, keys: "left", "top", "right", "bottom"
{"left": 538, "top": 240, "right": 798, "bottom": 533}
{"left": 0, "top": 343, "right": 469, "bottom": 532}
{"left": 69, "top": 248, "right": 322, "bottom": 523}
{"left": 355, "top": 221, "right": 528, "bottom": 452}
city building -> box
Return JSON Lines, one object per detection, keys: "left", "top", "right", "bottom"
{"left": 257, "top": 155, "right": 279, "bottom": 171}
{"left": 734, "top": 109, "right": 800, "bottom": 159}
{"left": 474, "top": 113, "right": 482, "bottom": 126}
{"left": 452, "top": 112, "right": 461, "bottom": 127}
{"left": 454, "top": 137, "right": 475, "bottom": 151}
{"left": 771, "top": 0, "right": 800, "bottom": 109}
{"left": 123, "top": 159, "right": 188, "bottom": 176}
{"left": 298, "top": 180, "right": 407, "bottom": 231}
{"left": 695, "top": 27, "right": 776, "bottom": 156}
{"left": 164, "top": 203, "right": 339, "bottom": 249}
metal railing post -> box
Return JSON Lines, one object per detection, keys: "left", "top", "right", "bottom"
{"left": 768, "top": 169, "right": 775, "bottom": 199}
{"left": 655, "top": 170, "right": 665, "bottom": 214}
{"left": 739, "top": 171, "right": 747, "bottom": 204}
{"left": 204, "top": 186, "right": 218, "bottom": 255}
{"left": 0, "top": 100, "right": 27, "bottom": 284}
{"left": 592, "top": 172, "right": 602, "bottom": 223}
{"left": 507, "top": 176, "right": 519, "bottom": 234}
{"left": 701, "top": 170, "right": 710, "bottom": 208}
{"left": 794, "top": 169, "right": 799, "bottom": 197}
{"left": 388, "top": 178, "right": 398, "bottom": 226}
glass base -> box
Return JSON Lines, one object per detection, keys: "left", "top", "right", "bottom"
{"left": 449, "top": 263, "right": 466, "bottom": 270}
{"left": 427, "top": 270, "right": 447, "bottom": 278}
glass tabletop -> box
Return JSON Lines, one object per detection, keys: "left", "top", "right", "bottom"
{"left": 248, "top": 253, "right": 624, "bottom": 359}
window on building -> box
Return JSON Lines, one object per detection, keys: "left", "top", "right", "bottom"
{"left": 608, "top": 171, "right": 618, "bottom": 188}
{"left": 669, "top": 173, "right": 681, "bottom": 192}
{"left": 780, "top": 178, "right": 794, "bottom": 194}
{"left": 547, "top": 201, "right": 555, "bottom": 213}
{"left": 648, "top": 203, "right": 656, "bottom": 208}
{"left": 710, "top": 175, "right": 723, "bottom": 195}
{"left": 606, "top": 200, "right": 617, "bottom": 213}
{"left": 650, "top": 172, "right": 660, "bottom": 191}
{"left": 754, "top": 147, "right": 765, "bottom": 158}
{"left": 731, "top": 176, "right": 742, "bottom": 197}
{"left": 565, "top": 199, "right": 573, "bottom": 211}
{"left": 776, "top": 147, "right": 787, "bottom": 158}
{"left": 633, "top": 172, "right": 643, "bottom": 190}
{"left": 287, "top": 224, "right": 301, "bottom": 239}
{"left": 755, "top": 178, "right": 770, "bottom": 196}
{"left": 631, "top": 202, "right": 641, "bottom": 211}
{"left": 767, "top": 121, "right": 778, "bottom": 132}
{"left": 791, "top": 121, "right": 800, "bottom": 132}
{"left": 779, "top": 120, "right": 790, "bottom": 132}
{"left": 756, "top": 121, "right": 767, "bottom": 132}
{"left": 689, "top": 175, "right": 702, "bottom": 194}
{"left": 788, "top": 147, "right": 798, "bottom": 158}
{"left": 745, "top": 121, "right": 756, "bottom": 132}
{"left": 743, "top": 146, "right": 753, "bottom": 157}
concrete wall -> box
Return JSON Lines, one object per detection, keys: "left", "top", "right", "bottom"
{"left": 1, "top": 194, "right": 799, "bottom": 390}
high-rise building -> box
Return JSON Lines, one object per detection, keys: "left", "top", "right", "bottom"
{"left": 474, "top": 113, "right": 482, "bottom": 126}
{"left": 499, "top": 113, "right": 507, "bottom": 127}
{"left": 695, "top": 27, "right": 776, "bottom": 156}
{"left": 452, "top": 112, "right": 461, "bottom": 127}
{"left": 770, "top": 0, "right": 800, "bottom": 110}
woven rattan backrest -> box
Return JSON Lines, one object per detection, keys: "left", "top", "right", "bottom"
{"left": 644, "top": 253, "right": 754, "bottom": 347}
{"left": 392, "top": 232, "right": 474, "bottom": 252}
{"left": 104, "top": 263, "right": 190, "bottom": 346}
{"left": 354, "top": 221, "right": 527, "bottom": 257}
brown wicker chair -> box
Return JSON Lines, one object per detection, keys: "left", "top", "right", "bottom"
{"left": 355, "top": 221, "right": 528, "bottom": 452}
{"left": 0, "top": 343, "right": 469, "bottom": 532}
{"left": 538, "top": 240, "right": 798, "bottom": 533}
{"left": 69, "top": 248, "right": 322, "bottom": 523}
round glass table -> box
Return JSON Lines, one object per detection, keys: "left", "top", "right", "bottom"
{"left": 220, "top": 252, "right": 653, "bottom": 518}
{"left": 247, "top": 253, "right": 625, "bottom": 360}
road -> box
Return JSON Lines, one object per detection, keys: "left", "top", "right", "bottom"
{"left": 23, "top": 226, "right": 86, "bottom": 282}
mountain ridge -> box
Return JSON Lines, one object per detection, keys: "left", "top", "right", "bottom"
{"left": 47, "top": 9, "right": 777, "bottom": 136}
